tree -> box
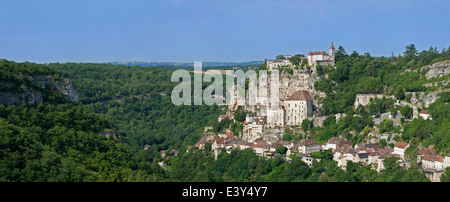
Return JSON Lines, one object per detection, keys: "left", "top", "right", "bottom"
{"left": 316, "top": 65, "right": 324, "bottom": 75}
{"left": 276, "top": 55, "right": 286, "bottom": 60}
{"left": 356, "top": 77, "right": 383, "bottom": 94}
{"left": 400, "top": 105, "right": 413, "bottom": 119}
{"left": 233, "top": 109, "right": 246, "bottom": 122}
{"left": 335, "top": 46, "right": 347, "bottom": 62}
{"left": 404, "top": 44, "right": 418, "bottom": 61}
{"left": 276, "top": 146, "right": 288, "bottom": 155}
{"left": 395, "top": 88, "right": 406, "bottom": 100}
{"left": 378, "top": 139, "right": 387, "bottom": 147}
{"left": 441, "top": 167, "right": 450, "bottom": 182}
{"left": 356, "top": 104, "right": 367, "bottom": 116}
{"left": 301, "top": 119, "right": 312, "bottom": 132}
{"left": 289, "top": 55, "right": 302, "bottom": 66}
{"left": 350, "top": 51, "right": 359, "bottom": 58}
{"left": 404, "top": 144, "right": 418, "bottom": 162}
{"left": 379, "top": 119, "right": 393, "bottom": 133}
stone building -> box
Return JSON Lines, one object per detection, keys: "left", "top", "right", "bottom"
{"left": 266, "top": 105, "right": 285, "bottom": 126}
{"left": 265, "top": 59, "right": 292, "bottom": 70}
{"left": 299, "top": 139, "right": 320, "bottom": 154}
{"left": 284, "top": 90, "right": 313, "bottom": 126}
{"left": 393, "top": 142, "right": 409, "bottom": 159}
{"left": 307, "top": 42, "right": 335, "bottom": 68}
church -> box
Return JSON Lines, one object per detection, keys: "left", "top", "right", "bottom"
{"left": 267, "top": 90, "right": 313, "bottom": 126}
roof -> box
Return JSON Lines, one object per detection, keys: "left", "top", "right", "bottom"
{"left": 420, "top": 110, "right": 429, "bottom": 114}
{"left": 286, "top": 90, "right": 312, "bottom": 101}
{"left": 267, "top": 59, "right": 290, "bottom": 63}
{"left": 358, "top": 153, "right": 370, "bottom": 159}
{"left": 301, "top": 139, "right": 319, "bottom": 146}
{"left": 394, "top": 142, "right": 409, "bottom": 149}
{"left": 327, "top": 137, "right": 341, "bottom": 144}
{"left": 308, "top": 51, "right": 329, "bottom": 56}
{"left": 215, "top": 138, "right": 225, "bottom": 144}
{"left": 418, "top": 148, "right": 432, "bottom": 155}
{"left": 422, "top": 154, "right": 444, "bottom": 162}
{"left": 329, "top": 42, "right": 335, "bottom": 50}
{"left": 338, "top": 140, "right": 352, "bottom": 147}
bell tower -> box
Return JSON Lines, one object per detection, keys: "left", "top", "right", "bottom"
{"left": 329, "top": 41, "right": 335, "bottom": 65}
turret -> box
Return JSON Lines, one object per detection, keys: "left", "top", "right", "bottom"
{"left": 329, "top": 41, "right": 335, "bottom": 65}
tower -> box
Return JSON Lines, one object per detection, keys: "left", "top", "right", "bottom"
{"left": 329, "top": 41, "right": 335, "bottom": 65}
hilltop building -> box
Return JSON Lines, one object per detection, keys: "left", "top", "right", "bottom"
{"left": 307, "top": 42, "right": 335, "bottom": 67}
{"left": 265, "top": 42, "right": 335, "bottom": 70}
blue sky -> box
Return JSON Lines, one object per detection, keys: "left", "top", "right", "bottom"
{"left": 0, "top": 0, "right": 449, "bottom": 63}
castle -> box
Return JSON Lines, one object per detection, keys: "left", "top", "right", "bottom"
{"left": 307, "top": 42, "right": 335, "bottom": 67}
{"left": 265, "top": 42, "right": 335, "bottom": 71}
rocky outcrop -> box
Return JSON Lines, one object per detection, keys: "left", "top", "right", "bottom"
{"left": 406, "top": 89, "right": 450, "bottom": 108}
{"left": 55, "top": 78, "right": 79, "bottom": 102}
{"left": 0, "top": 75, "right": 79, "bottom": 106}
{"left": 0, "top": 83, "right": 43, "bottom": 106}
{"left": 421, "top": 60, "right": 450, "bottom": 79}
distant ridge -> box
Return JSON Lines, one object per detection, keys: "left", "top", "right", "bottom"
{"left": 106, "top": 61, "right": 264, "bottom": 68}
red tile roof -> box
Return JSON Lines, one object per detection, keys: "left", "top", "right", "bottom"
{"left": 420, "top": 110, "right": 429, "bottom": 114}
{"left": 394, "top": 142, "right": 409, "bottom": 149}
{"left": 308, "top": 51, "right": 328, "bottom": 56}
{"left": 327, "top": 137, "right": 341, "bottom": 144}
{"left": 286, "top": 90, "right": 312, "bottom": 101}
{"left": 418, "top": 148, "right": 432, "bottom": 155}
{"left": 422, "top": 154, "right": 444, "bottom": 162}
{"left": 301, "top": 139, "right": 319, "bottom": 146}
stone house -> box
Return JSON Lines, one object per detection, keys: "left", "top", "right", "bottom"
{"left": 417, "top": 147, "right": 432, "bottom": 164}
{"left": 419, "top": 110, "right": 431, "bottom": 120}
{"left": 393, "top": 142, "right": 409, "bottom": 159}
{"left": 322, "top": 137, "right": 342, "bottom": 151}
{"left": 422, "top": 154, "right": 445, "bottom": 170}
{"left": 299, "top": 139, "right": 320, "bottom": 154}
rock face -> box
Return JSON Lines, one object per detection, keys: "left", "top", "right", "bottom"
{"left": 0, "top": 75, "right": 79, "bottom": 106}
{"left": 55, "top": 78, "right": 79, "bottom": 102}
{"left": 0, "top": 83, "right": 43, "bottom": 106}
{"left": 278, "top": 70, "right": 310, "bottom": 100}
{"left": 406, "top": 89, "right": 450, "bottom": 108}
{"left": 421, "top": 60, "right": 450, "bottom": 79}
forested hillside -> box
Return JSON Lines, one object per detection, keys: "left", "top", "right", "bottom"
{"left": 1, "top": 44, "right": 449, "bottom": 182}
{"left": 0, "top": 61, "right": 167, "bottom": 181}
{"left": 51, "top": 63, "right": 223, "bottom": 152}
{"left": 314, "top": 45, "right": 450, "bottom": 156}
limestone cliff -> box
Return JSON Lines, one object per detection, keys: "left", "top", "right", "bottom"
{"left": 0, "top": 75, "right": 79, "bottom": 106}
{"left": 421, "top": 60, "right": 450, "bottom": 79}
